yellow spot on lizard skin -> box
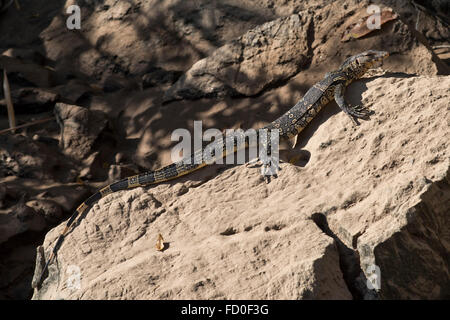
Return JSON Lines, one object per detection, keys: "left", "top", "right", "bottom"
{"left": 100, "top": 185, "right": 113, "bottom": 197}
{"left": 314, "top": 83, "right": 326, "bottom": 91}
{"left": 176, "top": 162, "right": 184, "bottom": 171}
{"left": 128, "top": 175, "right": 140, "bottom": 188}
{"left": 77, "top": 202, "right": 88, "bottom": 213}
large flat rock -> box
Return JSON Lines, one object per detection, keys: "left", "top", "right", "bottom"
{"left": 33, "top": 75, "right": 449, "bottom": 299}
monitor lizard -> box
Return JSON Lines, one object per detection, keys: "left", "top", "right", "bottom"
{"left": 36, "top": 50, "right": 389, "bottom": 287}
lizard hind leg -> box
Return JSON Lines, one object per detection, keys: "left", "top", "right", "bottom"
{"left": 334, "top": 83, "right": 372, "bottom": 123}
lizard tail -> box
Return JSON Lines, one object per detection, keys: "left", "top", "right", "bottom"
{"left": 37, "top": 159, "right": 207, "bottom": 288}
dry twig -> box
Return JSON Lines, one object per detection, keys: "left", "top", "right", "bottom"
{"left": 2, "top": 69, "right": 16, "bottom": 133}
{"left": 0, "top": 116, "right": 54, "bottom": 135}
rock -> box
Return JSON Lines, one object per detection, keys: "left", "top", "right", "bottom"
{"left": 33, "top": 183, "right": 351, "bottom": 300}
{"left": 356, "top": 172, "right": 450, "bottom": 299}
{"left": 114, "top": 152, "right": 126, "bottom": 164}
{"left": 101, "top": 75, "right": 129, "bottom": 93}
{"left": 0, "top": 134, "right": 70, "bottom": 181}
{"left": 107, "top": 164, "right": 139, "bottom": 182}
{"left": 34, "top": 183, "right": 90, "bottom": 213}
{"left": 106, "top": 1, "right": 132, "bottom": 20}
{"left": 141, "top": 67, "right": 182, "bottom": 88}
{"left": 0, "top": 176, "right": 89, "bottom": 214}
{"left": 78, "top": 151, "right": 102, "bottom": 181}
{"left": 305, "top": 1, "right": 448, "bottom": 77}
{"left": 33, "top": 76, "right": 449, "bottom": 299}
{"left": 1, "top": 48, "right": 49, "bottom": 66}
{"left": 379, "top": 0, "right": 450, "bottom": 44}
{"left": 0, "top": 184, "right": 5, "bottom": 208}
{"left": 31, "top": 246, "right": 46, "bottom": 290}
{"left": 163, "top": 13, "right": 313, "bottom": 102}
{"left": 0, "top": 202, "right": 46, "bottom": 245}
{"left": 26, "top": 199, "right": 63, "bottom": 224}
{"left": 51, "top": 79, "right": 94, "bottom": 104}
{"left": 0, "top": 243, "right": 38, "bottom": 300}
{"left": 54, "top": 103, "right": 109, "bottom": 161}
{"left": 0, "top": 87, "right": 59, "bottom": 114}
{"left": 0, "top": 55, "right": 56, "bottom": 88}
{"left": 163, "top": 0, "right": 447, "bottom": 104}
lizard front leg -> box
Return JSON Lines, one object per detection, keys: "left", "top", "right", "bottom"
{"left": 334, "top": 83, "right": 371, "bottom": 123}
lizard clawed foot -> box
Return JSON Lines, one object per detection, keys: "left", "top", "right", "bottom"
{"left": 262, "top": 169, "right": 278, "bottom": 184}
{"left": 246, "top": 157, "right": 280, "bottom": 183}
{"left": 347, "top": 104, "right": 372, "bottom": 119}
{"left": 342, "top": 104, "right": 372, "bottom": 125}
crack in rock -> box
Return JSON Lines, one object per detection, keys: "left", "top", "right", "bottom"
{"left": 311, "top": 212, "right": 378, "bottom": 300}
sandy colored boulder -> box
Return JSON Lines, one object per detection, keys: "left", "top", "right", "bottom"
{"left": 33, "top": 75, "right": 449, "bottom": 299}
{"left": 0, "top": 87, "right": 59, "bottom": 114}
{"left": 54, "top": 103, "right": 109, "bottom": 161}
{"left": 0, "top": 55, "right": 56, "bottom": 88}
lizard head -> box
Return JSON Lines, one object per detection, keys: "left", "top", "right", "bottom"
{"left": 340, "top": 50, "right": 389, "bottom": 77}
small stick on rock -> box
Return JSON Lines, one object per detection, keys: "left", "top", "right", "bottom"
{"left": 2, "top": 69, "right": 16, "bottom": 133}
{"left": 0, "top": 116, "right": 54, "bottom": 135}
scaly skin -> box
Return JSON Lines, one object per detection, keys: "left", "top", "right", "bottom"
{"left": 37, "top": 50, "right": 389, "bottom": 287}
